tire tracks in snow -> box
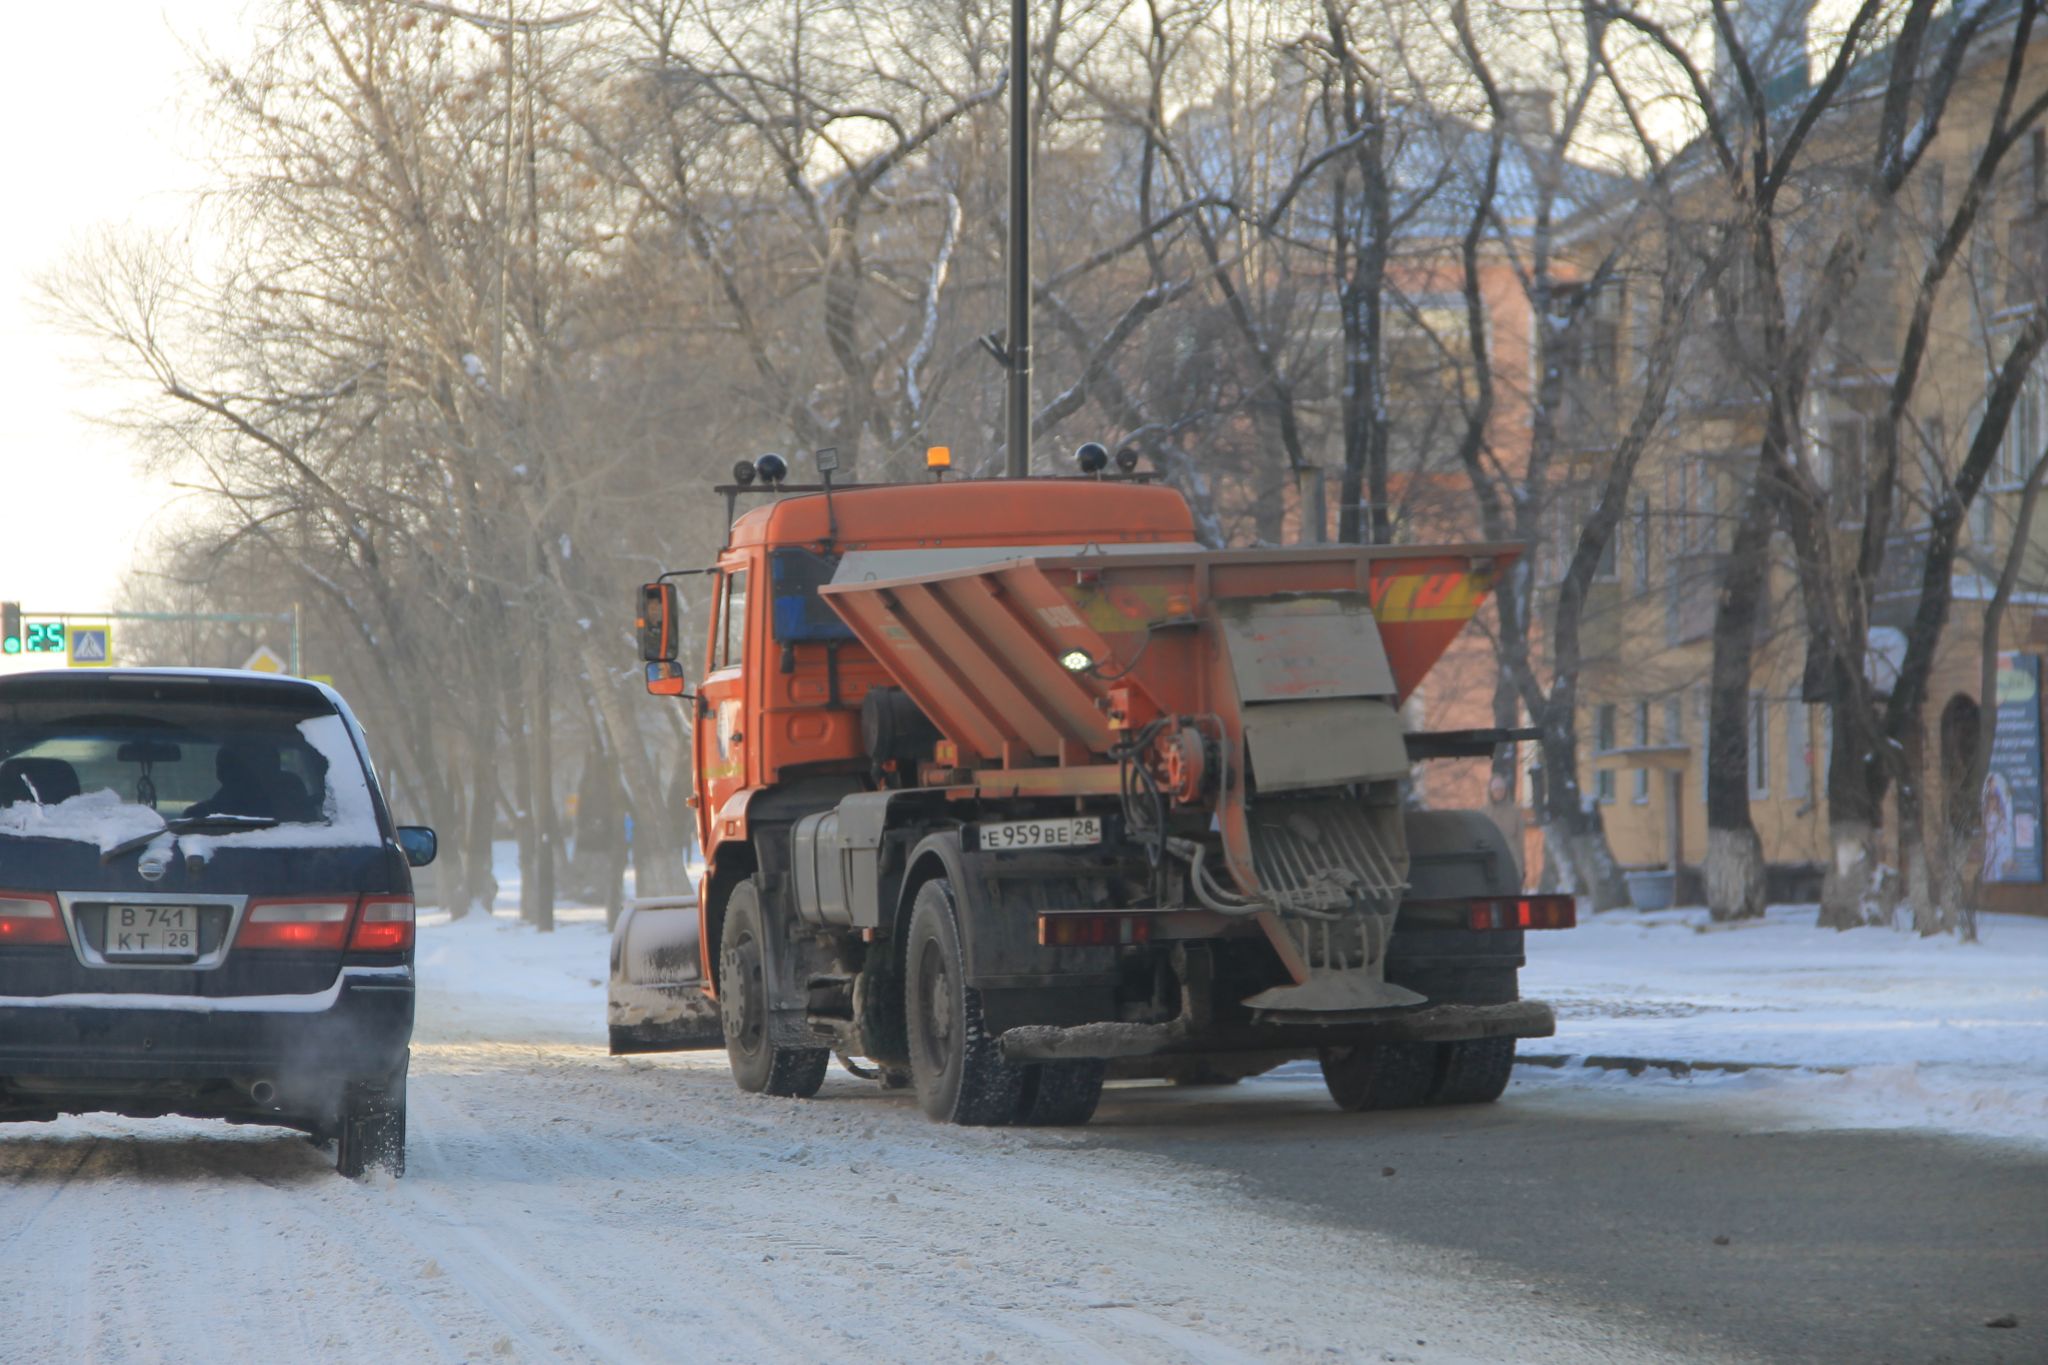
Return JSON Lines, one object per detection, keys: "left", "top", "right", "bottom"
{"left": 381, "top": 1080, "right": 676, "bottom": 1362}
{"left": 0, "top": 1135, "right": 100, "bottom": 1257}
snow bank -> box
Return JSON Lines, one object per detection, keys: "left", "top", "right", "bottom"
{"left": 414, "top": 906, "right": 611, "bottom": 1044}
{"left": 1515, "top": 904, "right": 2048, "bottom": 1148}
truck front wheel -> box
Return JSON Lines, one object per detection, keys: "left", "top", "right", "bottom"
{"left": 718, "top": 879, "right": 828, "bottom": 1099}
{"left": 905, "top": 878, "right": 1026, "bottom": 1125}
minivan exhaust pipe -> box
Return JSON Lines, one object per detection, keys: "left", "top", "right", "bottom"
{"left": 247, "top": 1079, "right": 277, "bottom": 1106}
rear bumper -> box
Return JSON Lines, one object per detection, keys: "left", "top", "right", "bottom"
{"left": 999, "top": 997, "right": 1556, "bottom": 1063}
{"left": 0, "top": 965, "right": 414, "bottom": 1086}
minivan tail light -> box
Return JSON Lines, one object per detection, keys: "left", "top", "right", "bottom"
{"left": 350, "top": 896, "right": 415, "bottom": 952}
{"left": 237, "top": 897, "right": 354, "bottom": 950}
{"left": 0, "top": 892, "right": 66, "bottom": 946}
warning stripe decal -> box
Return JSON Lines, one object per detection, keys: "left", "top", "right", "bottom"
{"left": 1370, "top": 571, "right": 1488, "bottom": 623}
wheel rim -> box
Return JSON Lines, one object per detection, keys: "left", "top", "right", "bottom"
{"left": 915, "top": 938, "right": 954, "bottom": 1070}
{"left": 728, "top": 931, "right": 765, "bottom": 1059}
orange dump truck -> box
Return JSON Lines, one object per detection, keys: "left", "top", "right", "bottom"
{"left": 614, "top": 460, "right": 1573, "bottom": 1125}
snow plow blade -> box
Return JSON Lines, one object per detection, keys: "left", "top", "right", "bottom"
{"left": 608, "top": 897, "right": 724, "bottom": 1053}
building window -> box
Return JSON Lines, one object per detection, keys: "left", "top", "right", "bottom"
{"left": 1595, "top": 703, "right": 1617, "bottom": 804}
{"left": 1786, "top": 702, "right": 1812, "bottom": 802}
{"left": 1917, "top": 415, "right": 1947, "bottom": 528}
{"left": 1544, "top": 493, "right": 1573, "bottom": 585}
{"left": 1596, "top": 497, "right": 1620, "bottom": 580}
{"left": 1664, "top": 697, "right": 1683, "bottom": 745}
{"left": 1692, "top": 460, "right": 1719, "bottom": 553}
{"left": 1827, "top": 417, "right": 1867, "bottom": 526}
{"left": 1633, "top": 702, "right": 1651, "bottom": 804}
{"left": 1632, "top": 494, "right": 1651, "bottom": 593}
{"left": 1749, "top": 694, "right": 1771, "bottom": 799}
{"left": 1821, "top": 707, "right": 1833, "bottom": 788}
{"left": 1999, "top": 360, "right": 2045, "bottom": 489}
{"left": 1697, "top": 689, "right": 1711, "bottom": 807}
{"left": 1974, "top": 182, "right": 2002, "bottom": 303}
{"left": 1666, "top": 541, "right": 1683, "bottom": 645}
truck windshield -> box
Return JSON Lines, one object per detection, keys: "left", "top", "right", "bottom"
{"left": 771, "top": 548, "right": 858, "bottom": 643}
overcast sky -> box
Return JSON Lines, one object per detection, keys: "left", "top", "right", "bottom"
{"left": 0, "top": 2, "right": 252, "bottom": 657}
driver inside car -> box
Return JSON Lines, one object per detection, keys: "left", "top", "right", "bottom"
{"left": 184, "top": 736, "right": 317, "bottom": 823}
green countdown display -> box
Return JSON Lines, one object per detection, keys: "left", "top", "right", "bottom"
{"left": 23, "top": 621, "right": 65, "bottom": 654}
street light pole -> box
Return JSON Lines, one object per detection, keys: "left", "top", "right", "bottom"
{"left": 1005, "top": 0, "right": 1032, "bottom": 479}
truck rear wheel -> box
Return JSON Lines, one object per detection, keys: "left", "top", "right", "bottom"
{"left": 718, "top": 880, "right": 828, "bottom": 1099}
{"left": 1318, "top": 1041, "right": 1437, "bottom": 1112}
{"left": 905, "top": 878, "right": 1026, "bottom": 1125}
{"left": 1015, "top": 1061, "right": 1105, "bottom": 1126}
{"left": 1432, "top": 1036, "right": 1515, "bottom": 1105}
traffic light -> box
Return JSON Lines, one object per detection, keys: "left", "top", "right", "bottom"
{"left": 1, "top": 602, "right": 19, "bottom": 655}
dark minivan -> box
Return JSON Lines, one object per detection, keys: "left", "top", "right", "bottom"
{"left": 0, "top": 669, "right": 432, "bottom": 1177}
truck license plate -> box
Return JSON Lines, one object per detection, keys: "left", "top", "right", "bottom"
{"left": 980, "top": 816, "right": 1102, "bottom": 851}
{"left": 106, "top": 905, "right": 200, "bottom": 958}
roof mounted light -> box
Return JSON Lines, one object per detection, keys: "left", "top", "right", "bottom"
{"left": 1058, "top": 648, "right": 1094, "bottom": 673}
{"left": 731, "top": 459, "right": 757, "bottom": 486}
{"left": 755, "top": 452, "right": 788, "bottom": 485}
{"left": 1075, "top": 441, "right": 1109, "bottom": 475}
{"left": 1114, "top": 445, "right": 1141, "bottom": 474}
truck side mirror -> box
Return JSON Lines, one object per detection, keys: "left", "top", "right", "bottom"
{"left": 638, "top": 582, "right": 680, "bottom": 663}
{"left": 646, "top": 660, "right": 688, "bottom": 696}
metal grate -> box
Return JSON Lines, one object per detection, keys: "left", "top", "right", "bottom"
{"left": 1247, "top": 799, "right": 1408, "bottom": 913}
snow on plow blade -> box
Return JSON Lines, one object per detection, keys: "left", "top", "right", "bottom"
{"left": 608, "top": 896, "right": 723, "bottom": 1053}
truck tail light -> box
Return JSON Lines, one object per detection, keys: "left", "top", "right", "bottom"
{"left": 1038, "top": 914, "right": 1152, "bottom": 947}
{"left": 237, "top": 897, "right": 354, "bottom": 950}
{"left": 1468, "top": 895, "right": 1577, "bottom": 931}
{"left": 0, "top": 892, "right": 66, "bottom": 945}
{"left": 350, "top": 896, "right": 415, "bottom": 952}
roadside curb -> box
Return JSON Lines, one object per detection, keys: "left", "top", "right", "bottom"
{"left": 1517, "top": 1053, "right": 1852, "bottom": 1079}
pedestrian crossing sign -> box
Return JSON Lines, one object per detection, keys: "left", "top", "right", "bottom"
{"left": 68, "top": 626, "right": 112, "bottom": 668}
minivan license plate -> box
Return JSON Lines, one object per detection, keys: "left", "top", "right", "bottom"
{"left": 979, "top": 816, "right": 1103, "bottom": 851}
{"left": 106, "top": 905, "right": 200, "bottom": 958}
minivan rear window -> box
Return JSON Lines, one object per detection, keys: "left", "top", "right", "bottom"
{"left": 0, "top": 689, "right": 378, "bottom": 853}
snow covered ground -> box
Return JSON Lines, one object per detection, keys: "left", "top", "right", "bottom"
{"left": 1511, "top": 904, "right": 2048, "bottom": 1149}
{"left": 4, "top": 867, "right": 2042, "bottom": 1362}
{"left": 0, "top": 904, "right": 1723, "bottom": 1365}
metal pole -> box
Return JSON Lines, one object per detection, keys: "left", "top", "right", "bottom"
{"left": 291, "top": 602, "right": 303, "bottom": 676}
{"left": 1005, "top": 0, "right": 1032, "bottom": 479}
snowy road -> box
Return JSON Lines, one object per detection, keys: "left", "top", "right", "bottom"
{"left": 0, "top": 913, "right": 1717, "bottom": 1365}
{"left": 2, "top": 908, "right": 2042, "bottom": 1363}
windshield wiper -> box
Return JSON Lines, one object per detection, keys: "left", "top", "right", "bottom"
{"left": 101, "top": 815, "right": 283, "bottom": 863}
